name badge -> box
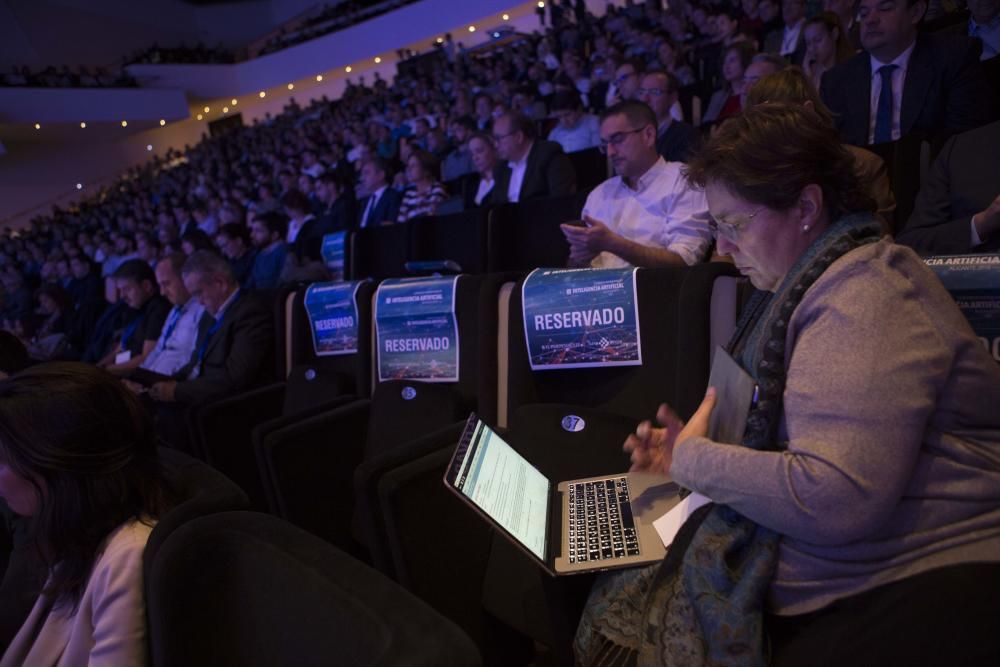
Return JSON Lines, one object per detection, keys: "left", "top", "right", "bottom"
{"left": 115, "top": 350, "right": 132, "bottom": 365}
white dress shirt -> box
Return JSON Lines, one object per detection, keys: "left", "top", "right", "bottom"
{"left": 868, "top": 41, "right": 916, "bottom": 144}
{"left": 475, "top": 175, "right": 495, "bottom": 206}
{"left": 140, "top": 299, "right": 205, "bottom": 376}
{"left": 582, "top": 157, "right": 713, "bottom": 268}
{"left": 286, "top": 214, "right": 313, "bottom": 243}
{"left": 506, "top": 142, "right": 533, "bottom": 203}
{"left": 970, "top": 14, "right": 1000, "bottom": 61}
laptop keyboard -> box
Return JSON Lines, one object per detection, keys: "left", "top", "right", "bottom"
{"left": 566, "top": 477, "right": 640, "bottom": 564}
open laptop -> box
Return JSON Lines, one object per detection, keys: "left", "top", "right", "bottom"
{"left": 444, "top": 413, "right": 680, "bottom": 576}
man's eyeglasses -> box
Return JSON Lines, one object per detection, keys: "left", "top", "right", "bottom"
{"left": 613, "top": 71, "right": 637, "bottom": 86}
{"left": 492, "top": 131, "right": 516, "bottom": 142}
{"left": 636, "top": 87, "right": 667, "bottom": 98}
{"left": 598, "top": 126, "right": 648, "bottom": 154}
{"left": 708, "top": 207, "right": 766, "bottom": 241}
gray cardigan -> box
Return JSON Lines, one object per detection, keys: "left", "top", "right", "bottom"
{"left": 672, "top": 239, "right": 1000, "bottom": 615}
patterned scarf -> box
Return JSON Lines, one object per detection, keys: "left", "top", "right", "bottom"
{"left": 577, "top": 213, "right": 884, "bottom": 666}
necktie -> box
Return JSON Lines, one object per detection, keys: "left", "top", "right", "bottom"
{"left": 873, "top": 64, "right": 897, "bottom": 144}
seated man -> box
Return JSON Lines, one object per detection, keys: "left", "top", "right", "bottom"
{"left": 99, "top": 259, "right": 170, "bottom": 375}
{"left": 547, "top": 92, "right": 602, "bottom": 154}
{"left": 217, "top": 224, "right": 257, "bottom": 287}
{"left": 135, "top": 252, "right": 205, "bottom": 378}
{"left": 246, "top": 212, "right": 288, "bottom": 290}
{"left": 315, "top": 171, "right": 357, "bottom": 235}
{"left": 492, "top": 112, "right": 577, "bottom": 204}
{"left": 897, "top": 119, "right": 1000, "bottom": 253}
{"left": 820, "top": 0, "right": 997, "bottom": 146}
{"left": 560, "top": 101, "right": 713, "bottom": 268}
{"left": 148, "top": 251, "right": 273, "bottom": 407}
{"left": 356, "top": 157, "right": 403, "bottom": 227}
{"left": 636, "top": 70, "right": 700, "bottom": 163}
{"left": 442, "top": 116, "right": 478, "bottom": 181}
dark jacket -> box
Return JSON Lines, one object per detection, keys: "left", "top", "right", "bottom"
{"left": 656, "top": 120, "right": 700, "bottom": 164}
{"left": 174, "top": 290, "right": 274, "bottom": 405}
{"left": 356, "top": 187, "right": 403, "bottom": 229}
{"left": 820, "top": 34, "right": 996, "bottom": 146}
{"left": 491, "top": 140, "right": 577, "bottom": 204}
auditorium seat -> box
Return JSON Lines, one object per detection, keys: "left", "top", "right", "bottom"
{"left": 350, "top": 223, "right": 411, "bottom": 280}
{"left": 145, "top": 511, "right": 482, "bottom": 667}
{"left": 408, "top": 208, "right": 490, "bottom": 274}
{"left": 487, "top": 192, "right": 589, "bottom": 272}
{"left": 191, "top": 281, "right": 375, "bottom": 511}
{"left": 566, "top": 147, "right": 609, "bottom": 193}
{"left": 866, "top": 134, "right": 929, "bottom": 235}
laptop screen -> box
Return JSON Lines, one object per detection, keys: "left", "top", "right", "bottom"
{"left": 448, "top": 417, "right": 550, "bottom": 561}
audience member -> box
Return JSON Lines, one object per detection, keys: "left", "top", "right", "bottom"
{"left": 897, "top": 119, "right": 1000, "bottom": 253}
{"left": 0, "top": 363, "right": 169, "bottom": 667}
{"left": 741, "top": 53, "right": 789, "bottom": 106}
{"left": 315, "top": 171, "right": 357, "bottom": 235}
{"left": 356, "top": 157, "right": 403, "bottom": 227}
{"left": 442, "top": 116, "right": 478, "bottom": 181}
{"left": 463, "top": 133, "right": 498, "bottom": 209}
{"left": 704, "top": 42, "right": 757, "bottom": 125}
{"left": 397, "top": 150, "right": 449, "bottom": 223}
{"left": 746, "top": 67, "right": 896, "bottom": 223}
{"left": 130, "top": 252, "right": 205, "bottom": 379}
{"left": 99, "top": 260, "right": 170, "bottom": 375}
{"left": 180, "top": 230, "right": 214, "bottom": 256}
{"left": 547, "top": 92, "right": 602, "bottom": 154}
{"left": 560, "top": 101, "right": 712, "bottom": 268}
{"left": 824, "top": 0, "right": 863, "bottom": 49}
{"left": 636, "top": 70, "right": 700, "bottom": 163}
{"left": 246, "top": 212, "right": 289, "bottom": 290}
{"left": 968, "top": 0, "right": 1000, "bottom": 60}
{"left": 765, "top": 0, "right": 809, "bottom": 64}
{"left": 216, "top": 224, "right": 257, "bottom": 287}
{"left": 821, "top": 0, "right": 997, "bottom": 146}
{"left": 575, "top": 102, "right": 1000, "bottom": 667}
{"left": 803, "top": 12, "right": 857, "bottom": 90}
{"left": 492, "top": 112, "right": 576, "bottom": 204}
{"left": 148, "top": 251, "right": 273, "bottom": 412}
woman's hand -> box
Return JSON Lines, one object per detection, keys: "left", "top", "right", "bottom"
{"left": 623, "top": 403, "right": 685, "bottom": 475}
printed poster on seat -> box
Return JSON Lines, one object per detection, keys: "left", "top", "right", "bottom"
{"left": 522, "top": 267, "right": 642, "bottom": 370}
{"left": 321, "top": 231, "right": 347, "bottom": 281}
{"left": 925, "top": 253, "right": 1000, "bottom": 363}
{"left": 304, "top": 281, "right": 363, "bottom": 357}
{"left": 375, "top": 275, "right": 460, "bottom": 382}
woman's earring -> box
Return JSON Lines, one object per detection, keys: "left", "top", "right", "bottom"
{"left": 802, "top": 225, "right": 810, "bottom": 232}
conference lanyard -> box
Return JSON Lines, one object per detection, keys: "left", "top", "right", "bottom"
{"left": 158, "top": 306, "right": 184, "bottom": 352}
{"left": 119, "top": 314, "right": 144, "bottom": 352}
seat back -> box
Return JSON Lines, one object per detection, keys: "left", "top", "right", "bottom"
{"left": 566, "top": 146, "right": 609, "bottom": 193}
{"left": 350, "top": 223, "right": 411, "bottom": 280}
{"left": 501, "top": 264, "right": 740, "bottom": 425}
{"left": 146, "top": 511, "right": 482, "bottom": 667}
{"left": 486, "top": 192, "right": 588, "bottom": 272}
{"left": 866, "top": 134, "right": 927, "bottom": 234}
{"left": 408, "top": 208, "right": 490, "bottom": 275}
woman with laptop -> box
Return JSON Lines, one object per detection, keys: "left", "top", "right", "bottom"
{"left": 575, "top": 104, "right": 1000, "bottom": 665}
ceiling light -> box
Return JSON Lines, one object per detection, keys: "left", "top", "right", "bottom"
{"left": 196, "top": 113, "right": 203, "bottom": 120}
{"left": 287, "top": 83, "right": 294, "bottom": 90}
{"left": 223, "top": 106, "right": 229, "bottom": 113}
{"left": 146, "top": 144, "right": 153, "bottom": 151}
{"left": 34, "top": 123, "right": 41, "bottom": 130}
{"left": 345, "top": 66, "right": 352, "bottom": 73}
{"left": 231, "top": 98, "right": 238, "bottom": 105}
{"left": 502, "top": 13, "right": 510, "bottom": 20}
{"left": 374, "top": 57, "right": 381, "bottom": 64}
{"left": 76, "top": 183, "right": 82, "bottom": 190}
{"left": 159, "top": 119, "right": 166, "bottom": 126}
{"left": 316, "top": 74, "right": 323, "bottom": 82}
{"left": 204, "top": 106, "right": 210, "bottom": 113}
{"left": 121, "top": 120, "right": 128, "bottom": 127}
{"left": 468, "top": 25, "right": 476, "bottom": 32}
{"left": 80, "top": 122, "right": 87, "bottom": 129}
{"left": 436, "top": 37, "right": 444, "bottom": 44}
{"left": 538, "top": 1, "right": 545, "bottom": 7}
{"left": 259, "top": 91, "right": 266, "bottom": 98}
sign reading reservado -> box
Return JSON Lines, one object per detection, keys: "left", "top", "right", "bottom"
{"left": 375, "top": 275, "right": 461, "bottom": 382}
{"left": 304, "top": 280, "right": 363, "bottom": 357}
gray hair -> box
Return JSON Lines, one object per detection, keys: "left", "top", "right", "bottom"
{"left": 181, "top": 250, "right": 235, "bottom": 283}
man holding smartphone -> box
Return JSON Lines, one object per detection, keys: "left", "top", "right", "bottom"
{"left": 560, "top": 101, "right": 712, "bottom": 268}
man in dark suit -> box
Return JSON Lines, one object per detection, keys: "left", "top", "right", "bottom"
{"left": 636, "top": 70, "right": 700, "bottom": 163}
{"left": 356, "top": 157, "right": 403, "bottom": 227}
{"left": 897, "top": 120, "right": 1000, "bottom": 254}
{"left": 764, "top": 0, "right": 808, "bottom": 65}
{"left": 148, "top": 250, "right": 273, "bottom": 407}
{"left": 820, "top": 0, "right": 997, "bottom": 147}
{"left": 315, "top": 171, "right": 357, "bottom": 235}
{"left": 491, "top": 112, "right": 576, "bottom": 204}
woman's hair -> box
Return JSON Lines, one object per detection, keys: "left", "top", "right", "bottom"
{"left": 0, "top": 363, "right": 169, "bottom": 610}
{"left": 744, "top": 66, "right": 836, "bottom": 127}
{"left": 685, "top": 103, "right": 875, "bottom": 217}
{"left": 408, "top": 149, "right": 441, "bottom": 183}
{"left": 805, "top": 12, "right": 855, "bottom": 64}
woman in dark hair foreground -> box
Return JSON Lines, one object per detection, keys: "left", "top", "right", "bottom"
{"left": 0, "top": 363, "right": 168, "bottom": 666}
{"left": 575, "top": 104, "right": 1000, "bottom": 666}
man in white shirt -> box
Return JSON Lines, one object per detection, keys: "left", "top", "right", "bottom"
{"left": 138, "top": 253, "right": 205, "bottom": 377}
{"left": 560, "top": 101, "right": 713, "bottom": 269}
